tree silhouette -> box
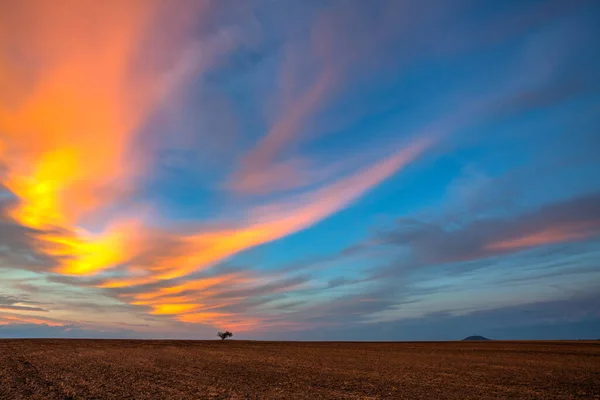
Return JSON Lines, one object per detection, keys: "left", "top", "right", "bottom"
{"left": 217, "top": 331, "right": 233, "bottom": 340}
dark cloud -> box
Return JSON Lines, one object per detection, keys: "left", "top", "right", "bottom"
{"left": 0, "top": 195, "right": 62, "bottom": 271}
{"left": 4, "top": 292, "right": 598, "bottom": 340}
{"left": 45, "top": 274, "right": 106, "bottom": 289}
{"left": 250, "top": 280, "right": 432, "bottom": 330}
{"left": 0, "top": 304, "right": 47, "bottom": 312}
{"left": 176, "top": 275, "right": 315, "bottom": 318}
{"left": 0, "top": 323, "right": 156, "bottom": 339}
{"left": 270, "top": 300, "right": 306, "bottom": 310}
{"left": 207, "top": 190, "right": 600, "bottom": 333}
{"left": 326, "top": 277, "right": 359, "bottom": 289}
{"left": 378, "top": 192, "right": 600, "bottom": 266}
{"left": 0, "top": 320, "right": 218, "bottom": 339}
{"left": 0, "top": 295, "right": 47, "bottom": 312}
{"left": 245, "top": 292, "right": 600, "bottom": 341}
{"left": 494, "top": 264, "right": 600, "bottom": 286}
{"left": 210, "top": 275, "right": 310, "bottom": 301}
{"left": 494, "top": 79, "right": 598, "bottom": 119}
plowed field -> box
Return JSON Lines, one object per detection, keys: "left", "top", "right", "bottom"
{"left": 0, "top": 340, "right": 598, "bottom": 399}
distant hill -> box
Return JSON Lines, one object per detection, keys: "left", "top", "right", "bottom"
{"left": 462, "top": 335, "right": 490, "bottom": 341}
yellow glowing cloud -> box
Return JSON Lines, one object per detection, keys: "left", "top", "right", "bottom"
{"left": 150, "top": 303, "right": 203, "bottom": 315}
{"left": 0, "top": 0, "right": 203, "bottom": 276}
{"left": 0, "top": 1, "right": 432, "bottom": 332}
{"left": 42, "top": 218, "right": 145, "bottom": 275}
{"left": 0, "top": 1, "right": 163, "bottom": 228}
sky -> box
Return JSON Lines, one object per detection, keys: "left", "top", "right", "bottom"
{"left": 0, "top": 0, "right": 599, "bottom": 341}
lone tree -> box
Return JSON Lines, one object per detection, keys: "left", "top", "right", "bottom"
{"left": 217, "top": 331, "right": 233, "bottom": 340}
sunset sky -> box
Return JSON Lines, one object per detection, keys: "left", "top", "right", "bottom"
{"left": 1, "top": 0, "right": 599, "bottom": 340}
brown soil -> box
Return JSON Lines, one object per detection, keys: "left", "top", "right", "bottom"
{"left": 0, "top": 340, "right": 598, "bottom": 399}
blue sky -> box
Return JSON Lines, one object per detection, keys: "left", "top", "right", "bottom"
{"left": 0, "top": 0, "right": 599, "bottom": 340}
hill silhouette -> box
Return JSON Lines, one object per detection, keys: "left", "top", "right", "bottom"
{"left": 462, "top": 335, "right": 490, "bottom": 341}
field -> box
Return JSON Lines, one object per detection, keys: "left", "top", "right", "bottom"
{"left": 0, "top": 340, "right": 599, "bottom": 399}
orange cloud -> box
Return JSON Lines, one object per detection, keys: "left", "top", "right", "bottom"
{"left": 103, "top": 138, "right": 431, "bottom": 288}
{"left": 0, "top": 1, "right": 432, "bottom": 332}
{"left": 0, "top": 0, "right": 206, "bottom": 276}
{"left": 149, "top": 303, "right": 203, "bottom": 315}
{"left": 0, "top": 1, "right": 163, "bottom": 227}
{"left": 129, "top": 274, "right": 248, "bottom": 301}
{"left": 42, "top": 218, "right": 146, "bottom": 275}
{"left": 176, "top": 138, "right": 430, "bottom": 279}
{"left": 178, "top": 312, "right": 261, "bottom": 332}
{"left": 94, "top": 139, "right": 429, "bottom": 332}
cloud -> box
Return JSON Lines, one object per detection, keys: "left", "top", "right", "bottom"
{"left": 229, "top": 63, "right": 334, "bottom": 195}
{"left": 1, "top": 0, "right": 160, "bottom": 227}
{"left": 0, "top": 323, "right": 146, "bottom": 338}
{"left": 226, "top": 0, "right": 440, "bottom": 196}
{"left": 326, "top": 277, "right": 359, "bottom": 289}
{"left": 3, "top": 292, "right": 598, "bottom": 340}
{"left": 0, "top": 295, "right": 47, "bottom": 312}
{"left": 0, "top": 197, "right": 61, "bottom": 271}
{"left": 0, "top": 0, "right": 212, "bottom": 276}
{"left": 1, "top": 1, "right": 437, "bottom": 302}
{"left": 1, "top": 0, "right": 598, "bottom": 339}
{"left": 378, "top": 192, "right": 600, "bottom": 265}
{"left": 239, "top": 290, "right": 600, "bottom": 341}
{"left": 96, "top": 137, "right": 431, "bottom": 289}
{"left": 226, "top": 29, "right": 334, "bottom": 194}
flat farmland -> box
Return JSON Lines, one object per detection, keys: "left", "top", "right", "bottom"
{"left": 0, "top": 340, "right": 598, "bottom": 399}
